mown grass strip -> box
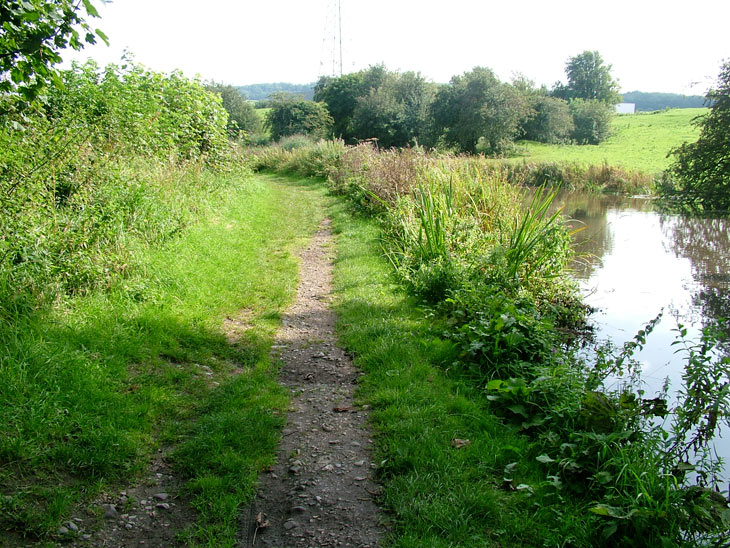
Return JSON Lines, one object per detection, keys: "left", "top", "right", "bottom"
{"left": 1, "top": 174, "right": 329, "bottom": 547}
{"left": 327, "top": 199, "right": 595, "bottom": 547}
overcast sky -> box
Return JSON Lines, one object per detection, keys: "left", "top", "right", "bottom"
{"left": 64, "top": 0, "right": 729, "bottom": 95}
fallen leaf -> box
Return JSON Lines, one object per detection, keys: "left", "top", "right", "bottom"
{"left": 256, "top": 512, "right": 270, "bottom": 529}
{"left": 451, "top": 438, "right": 471, "bottom": 449}
{"left": 333, "top": 406, "right": 352, "bottom": 413}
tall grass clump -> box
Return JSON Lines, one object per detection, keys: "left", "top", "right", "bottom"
{"left": 479, "top": 160, "right": 655, "bottom": 195}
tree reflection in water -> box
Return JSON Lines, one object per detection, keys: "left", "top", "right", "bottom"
{"left": 663, "top": 214, "right": 730, "bottom": 350}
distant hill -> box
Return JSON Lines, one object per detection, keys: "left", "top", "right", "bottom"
{"left": 237, "top": 83, "right": 315, "bottom": 101}
{"left": 621, "top": 91, "right": 707, "bottom": 112}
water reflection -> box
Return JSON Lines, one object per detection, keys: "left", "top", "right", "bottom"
{"left": 555, "top": 191, "right": 729, "bottom": 478}
{"left": 665, "top": 215, "right": 730, "bottom": 346}
{"left": 554, "top": 193, "right": 657, "bottom": 281}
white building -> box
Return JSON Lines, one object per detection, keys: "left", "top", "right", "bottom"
{"left": 616, "top": 103, "right": 636, "bottom": 114}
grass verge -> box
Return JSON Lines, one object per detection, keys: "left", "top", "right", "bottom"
{"left": 327, "top": 193, "right": 730, "bottom": 546}
{"left": 328, "top": 202, "right": 590, "bottom": 547}
{"left": 1, "top": 174, "right": 329, "bottom": 547}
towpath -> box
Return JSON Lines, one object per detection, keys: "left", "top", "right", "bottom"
{"left": 241, "top": 217, "right": 385, "bottom": 548}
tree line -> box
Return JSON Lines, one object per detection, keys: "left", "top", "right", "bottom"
{"left": 264, "top": 51, "right": 620, "bottom": 153}
{"left": 236, "top": 82, "right": 315, "bottom": 101}
{"left": 621, "top": 91, "right": 707, "bottom": 111}
{"left": 2, "top": 0, "right": 727, "bottom": 213}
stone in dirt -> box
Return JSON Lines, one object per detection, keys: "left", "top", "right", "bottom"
{"left": 102, "top": 504, "right": 118, "bottom": 520}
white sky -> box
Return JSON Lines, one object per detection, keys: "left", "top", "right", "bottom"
{"left": 64, "top": 0, "right": 729, "bottom": 95}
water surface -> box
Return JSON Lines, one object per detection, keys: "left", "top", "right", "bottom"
{"left": 556, "top": 192, "right": 730, "bottom": 479}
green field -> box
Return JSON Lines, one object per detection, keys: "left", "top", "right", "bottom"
{"left": 512, "top": 108, "right": 706, "bottom": 174}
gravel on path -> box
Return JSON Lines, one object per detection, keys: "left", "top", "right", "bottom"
{"left": 241, "top": 218, "right": 385, "bottom": 548}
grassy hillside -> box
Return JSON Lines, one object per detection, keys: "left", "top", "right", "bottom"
{"left": 513, "top": 108, "right": 705, "bottom": 174}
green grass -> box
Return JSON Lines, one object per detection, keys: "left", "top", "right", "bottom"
{"left": 0, "top": 174, "right": 329, "bottom": 547}
{"left": 255, "top": 107, "right": 271, "bottom": 120}
{"left": 252, "top": 108, "right": 272, "bottom": 141}
{"left": 512, "top": 108, "right": 706, "bottom": 174}
{"left": 328, "top": 199, "right": 594, "bottom": 547}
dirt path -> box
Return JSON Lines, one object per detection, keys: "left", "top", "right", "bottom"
{"left": 56, "top": 216, "right": 383, "bottom": 548}
{"left": 64, "top": 451, "right": 197, "bottom": 547}
{"left": 240, "top": 218, "right": 385, "bottom": 548}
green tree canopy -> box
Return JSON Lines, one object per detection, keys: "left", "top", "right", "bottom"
{"left": 667, "top": 61, "right": 730, "bottom": 212}
{"left": 265, "top": 92, "right": 333, "bottom": 141}
{"left": 0, "top": 0, "right": 107, "bottom": 104}
{"left": 430, "top": 67, "right": 531, "bottom": 154}
{"left": 568, "top": 98, "right": 613, "bottom": 145}
{"left": 350, "top": 71, "right": 435, "bottom": 148}
{"left": 522, "top": 95, "right": 574, "bottom": 144}
{"left": 553, "top": 50, "right": 621, "bottom": 105}
{"left": 206, "top": 83, "right": 261, "bottom": 137}
{"left": 313, "top": 65, "right": 388, "bottom": 142}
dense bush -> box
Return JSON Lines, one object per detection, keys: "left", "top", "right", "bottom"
{"left": 522, "top": 95, "right": 574, "bottom": 144}
{"left": 265, "top": 92, "right": 333, "bottom": 141}
{"left": 41, "top": 60, "right": 232, "bottom": 164}
{"left": 0, "top": 60, "right": 245, "bottom": 309}
{"left": 350, "top": 71, "right": 435, "bottom": 148}
{"left": 569, "top": 99, "right": 614, "bottom": 145}
{"left": 664, "top": 61, "right": 730, "bottom": 213}
{"left": 431, "top": 67, "right": 532, "bottom": 154}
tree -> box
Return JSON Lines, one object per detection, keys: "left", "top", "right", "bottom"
{"left": 206, "top": 83, "right": 261, "bottom": 137}
{"left": 667, "top": 61, "right": 730, "bottom": 212}
{"left": 522, "top": 96, "right": 574, "bottom": 144}
{"left": 314, "top": 72, "right": 362, "bottom": 140}
{"left": 569, "top": 99, "right": 613, "bottom": 144}
{"left": 553, "top": 51, "right": 621, "bottom": 105}
{"left": 512, "top": 76, "right": 573, "bottom": 144}
{"left": 265, "top": 93, "right": 333, "bottom": 141}
{"left": 313, "top": 65, "right": 388, "bottom": 142}
{"left": 350, "top": 71, "right": 435, "bottom": 148}
{"left": 0, "top": 0, "right": 107, "bottom": 103}
{"left": 430, "top": 67, "right": 531, "bottom": 154}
